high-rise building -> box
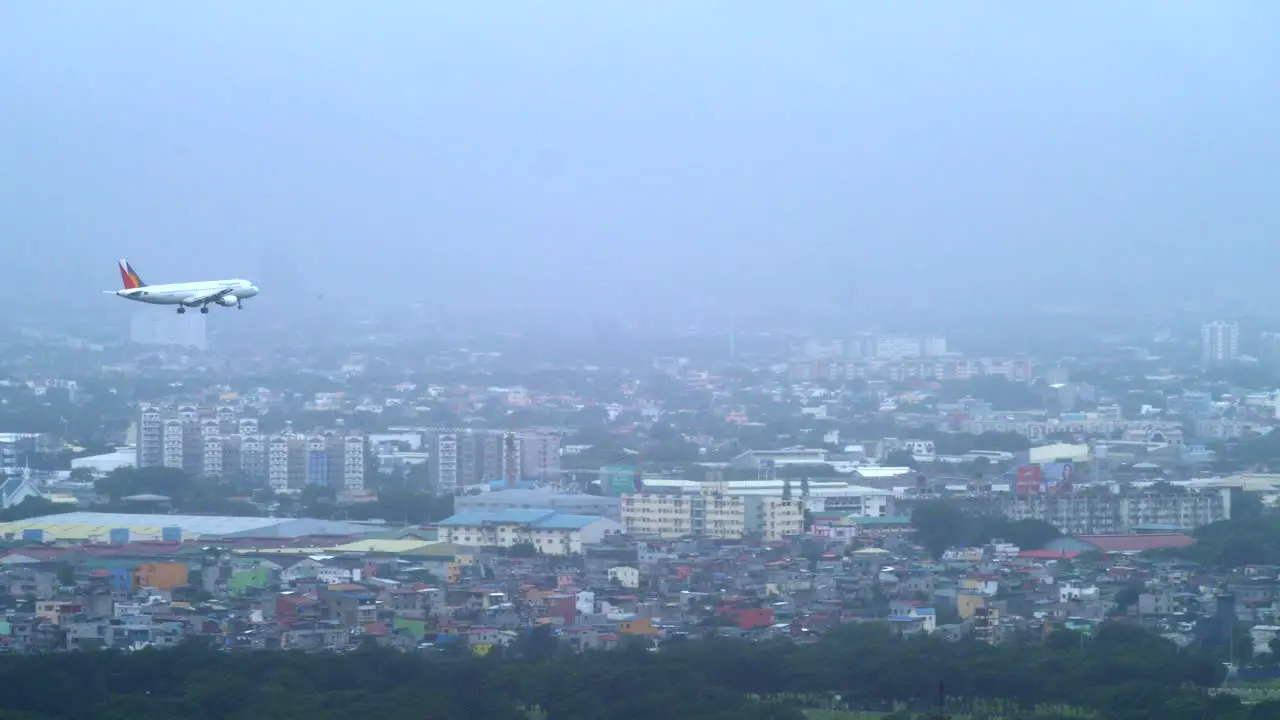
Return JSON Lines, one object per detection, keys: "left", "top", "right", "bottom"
{"left": 136, "top": 404, "right": 365, "bottom": 492}
{"left": 520, "top": 432, "right": 562, "bottom": 481}
{"left": 129, "top": 310, "right": 208, "bottom": 351}
{"left": 921, "top": 335, "right": 948, "bottom": 357}
{"left": 873, "top": 336, "right": 921, "bottom": 360}
{"left": 0, "top": 437, "right": 20, "bottom": 478}
{"left": 423, "top": 428, "right": 562, "bottom": 492}
{"left": 342, "top": 435, "right": 366, "bottom": 491}
{"left": 1201, "top": 321, "right": 1240, "bottom": 366}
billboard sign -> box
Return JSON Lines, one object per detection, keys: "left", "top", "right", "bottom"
{"left": 600, "top": 465, "right": 638, "bottom": 496}
{"left": 1042, "top": 462, "right": 1074, "bottom": 494}
{"left": 1015, "top": 465, "right": 1043, "bottom": 495}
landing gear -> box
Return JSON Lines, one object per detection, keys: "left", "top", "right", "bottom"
{"left": 237, "top": 302, "right": 244, "bottom": 310}
{"left": 176, "top": 307, "right": 186, "bottom": 314}
{"left": 200, "top": 306, "right": 209, "bottom": 314}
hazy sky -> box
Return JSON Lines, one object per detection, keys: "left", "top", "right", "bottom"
{"left": 3, "top": 2, "right": 1278, "bottom": 316}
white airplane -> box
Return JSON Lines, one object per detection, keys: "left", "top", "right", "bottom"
{"left": 105, "top": 259, "right": 260, "bottom": 314}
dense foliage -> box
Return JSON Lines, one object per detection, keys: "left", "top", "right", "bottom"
{"left": 911, "top": 500, "right": 1061, "bottom": 558}
{"left": 0, "top": 622, "right": 1254, "bottom": 720}
{"left": 1157, "top": 516, "right": 1280, "bottom": 568}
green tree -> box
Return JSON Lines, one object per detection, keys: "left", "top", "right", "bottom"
{"left": 95, "top": 466, "right": 193, "bottom": 503}
{"left": 0, "top": 497, "right": 73, "bottom": 523}
{"left": 911, "top": 500, "right": 969, "bottom": 558}
{"left": 885, "top": 450, "right": 919, "bottom": 469}
{"left": 507, "top": 542, "right": 538, "bottom": 558}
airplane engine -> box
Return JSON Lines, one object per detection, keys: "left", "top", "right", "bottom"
{"left": 216, "top": 296, "right": 239, "bottom": 307}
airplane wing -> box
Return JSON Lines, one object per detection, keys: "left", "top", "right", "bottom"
{"left": 182, "top": 286, "right": 236, "bottom": 306}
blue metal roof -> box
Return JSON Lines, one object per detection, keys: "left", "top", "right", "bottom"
{"left": 486, "top": 480, "right": 538, "bottom": 490}
{"left": 436, "top": 509, "right": 609, "bottom": 530}
{"left": 437, "top": 509, "right": 558, "bottom": 526}
{"left": 533, "top": 514, "right": 607, "bottom": 530}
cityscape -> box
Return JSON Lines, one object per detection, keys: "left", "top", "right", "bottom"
{"left": 5, "top": 2, "right": 1280, "bottom": 719}
{"left": 2, "top": 310, "right": 1280, "bottom": 717}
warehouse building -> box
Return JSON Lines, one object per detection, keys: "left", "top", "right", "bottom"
{"left": 454, "top": 488, "right": 621, "bottom": 521}
{"left": 0, "top": 512, "right": 383, "bottom": 544}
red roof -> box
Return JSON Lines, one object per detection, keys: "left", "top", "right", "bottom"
{"left": 1019, "top": 550, "right": 1080, "bottom": 560}
{"left": 1076, "top": 534, "right": 1193, "bottom": 552}
{"left": 1, "top": 547, "right": 69, "bottom": 561}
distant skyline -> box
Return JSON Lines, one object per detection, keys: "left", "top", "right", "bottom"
{"left": 4, "top": 2, "right": 1279, "bottom": 316}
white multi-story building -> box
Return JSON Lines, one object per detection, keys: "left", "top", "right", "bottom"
{"left": 138, "top": 406, "right": 163, "bottom": 468}
{"left": 162, "top": 418, "right": 186, "bottom": 470}
{"left": 129, "top": 310, "right": 207, "bottom": 351}
{"left": 240, "top": 435, "right": 266, "bottom": 481}
{"left": 135, "top": 404, "right": 364, "bottom": 491}
{"left": 422, "top": 428, "right": 561, "bottom": 492}
{"left": 343, "top": 435, "right": 366, "bottom": 491}
{"left": 622, "top": 493, "right": 694, "bottom": 538}
{"left": 621, "top": 485, "right": 805, "bottom": 541}
{"left": 520, "top": 432, "right": 561, "bottom": 481}
{"left": 874, "top": 336, "right": 924, "bottom": 360}
{"left": 435, "top": 509, "right": 623, "bottom": 555}
{"left": 921, "top": 335, "right": 948, "bottom": 357}
{"left": 1201, "top": 321, "right": 1240, "bottom": 366}
{"left": 202, "top": 435, "right": 224, "bottom": 479}
{"left": 267, "top": 435, "right": 292, "bottom": 491}
{"left": 1004, "top": 487, "right": 1231, "bottom": 534}
{"left": 433, "top": 432, "right": 459, "bottom": 492}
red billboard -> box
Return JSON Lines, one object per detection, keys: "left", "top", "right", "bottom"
{"left": 1015, "top": 465, "right": 1043, "bottom": 495}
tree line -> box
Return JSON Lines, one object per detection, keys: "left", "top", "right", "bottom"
{"left": 910, "top": 499, "right": 1062, "bottom": 558}
{"left": 0, "top": 621, "right": 1270, "bottom": 720}
{"left": 1150, "top": 514, "right": 1280, "bottom": 569}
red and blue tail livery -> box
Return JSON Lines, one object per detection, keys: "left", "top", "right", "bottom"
{"left": 118, "top": 259, "right": 146, "bottom": 289}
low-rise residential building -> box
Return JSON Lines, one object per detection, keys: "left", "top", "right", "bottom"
{"left": 435, "top": 509, "right": 623, "bottom": 555}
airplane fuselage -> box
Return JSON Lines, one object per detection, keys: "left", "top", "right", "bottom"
{"left": 114, "top": 279, "right": 259, "bottom": 307}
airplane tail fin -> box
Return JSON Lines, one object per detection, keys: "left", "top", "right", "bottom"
{"left": 118, "top": 259, "right": 146, "bottom": 289}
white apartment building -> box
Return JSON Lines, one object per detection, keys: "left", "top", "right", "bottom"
{"left": 621, "top": 486, "right": 805, "bottom": 541}
{"left": 343, "top": 435, "right": 366, "bottom": 491}
{"left": 640, "top": 478, "right": 895, "bottom": 521}
{"left": 202, "top": 435, "right": 224, "bottom": 479}
{"left": 423, "top": 428, "right": 560, "bottom": 491}
{"left": 872, "top": 334, "right": 951, "bottom": 361}
{"left": 1003, "top": 487, "right": 1231, "bottom": 535}
{"left": 520, "top": 432, "right": 562, "bottom": 481}
{"left": 137, "top": 405, "right": 364, "bottom": 491}
{"left": 162, "top": 418, "right": 185, "bottom": 470}
{"left": 129, "top": 309, "right": 208, "bottom": 351}
{"left": 267, "top": 435, "right": 292, "bottom": 491}
{"left": 921, "top": 335, "right": 948, "bottom": 357}
{"left": 875, "top": 336, "right": 923, "bottom": 360}
{"left": 1201, "top": 320, "right": 1240, "bottom": 366}
{"left": 821, "top": 489, "right": 895, "bottom": 518}
{"left": 435, "top": 509, "right": 623, "bottom": 556}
